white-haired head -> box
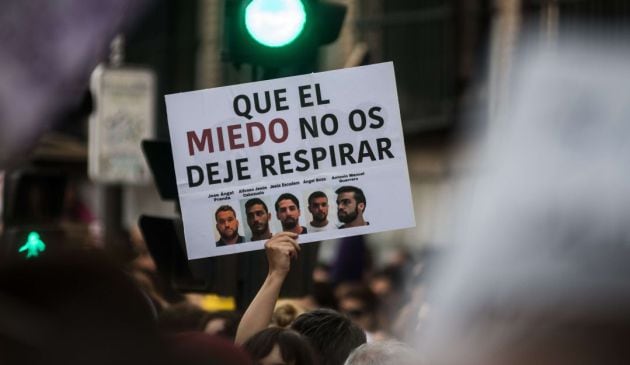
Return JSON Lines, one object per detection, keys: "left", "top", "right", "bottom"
{"left": 344, "top": 341, "right": 418, "bottom": 365}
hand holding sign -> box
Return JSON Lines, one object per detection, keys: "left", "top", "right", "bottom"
{"left": 264, "top": 232, "right": 300, "bottom": 278}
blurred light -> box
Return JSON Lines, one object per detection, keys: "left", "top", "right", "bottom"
{"left": 18, "top": 231, "right": 46, "bottom": 259}
{"left": 245, "top": 0, "right": 306, "bottom": 48}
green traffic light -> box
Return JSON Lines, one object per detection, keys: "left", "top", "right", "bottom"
{"left": 18, "top": 231, "right": 46, "bottom": 259}
{"left": 245, "top": 0, "right": 307, "bottom": 48}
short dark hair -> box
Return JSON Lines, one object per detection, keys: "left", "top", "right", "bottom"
{"left": 215, "top": 205, "right": 236, "bottom": 220}
{"left": 308, "top": 191, "right": 328, "bottom": 206}
{"left": 291, "top": 308, "right": 366, "bottom": 365}
{"left": 341, "top": 286, "right": 379, "bottom": 315}
{"left": 243, "top": 327, "right": 317, "bottom": 365}
{"left": 335, "top": 186, "right": 366, "bottom": 210}
{"left": 245, "top": 198, "right": 268, "bottom": 213}
{"left": 275, "top": 193, "right": 300, "bottom": 212}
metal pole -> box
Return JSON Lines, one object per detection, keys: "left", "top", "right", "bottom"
{"left": 102, "top": 34, "right": 126, "bottom": 251}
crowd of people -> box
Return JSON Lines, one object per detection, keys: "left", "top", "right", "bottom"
{"left": 3, "top": 164, "right": 630, "bottom": 365}
{"left": 156, "top": 224, "right": 425, "bottom": 365}
{"left": 3, "top": 36, "right": 630, "bottom": 365}
{"left": 0, "top": 215, "right": 428, "bottom": 365}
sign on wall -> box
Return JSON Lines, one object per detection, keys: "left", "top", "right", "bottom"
{"left": 89, "top": 66, "right": 155, "bottom": 184}
{"left": 166, "top": 62, "right": 415, "bottom": 259}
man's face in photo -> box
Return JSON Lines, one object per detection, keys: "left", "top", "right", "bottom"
{"left": 216, "top": 210, "right": 239, "bottom": 240}
{"left": 246, "top": 203, "right": 270, "bottom": 235}
{"left": 277, "top": 199, "right": 300, "bottom": 230}
{"left": 308, "top": 196, "right": 329, "bottom": 223}
{"left": 337, "top": 192, "right": 361, "bottom": 224}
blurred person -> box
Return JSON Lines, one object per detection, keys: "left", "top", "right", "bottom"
{"left": 130, "top": 268, "right": 170, "bottom": 311}
{"left": 368, "top": 264, "right": 410, "bottom": 332}
{"left": 310, "top": 281, "right": 338, "bottom": 310}
{"left": 166, "top": 332, "right": 253, "bottom": 365}
{"left": 344, "top": 341, "right": 419, "bottom": 365}
{"left": 0, "top": 252, "right": 168, "bottom": 365}
{"left": 235, "top": 232, "right": 366, "bottom": 365}
{"left": 330, "top": 235, "right": 372, "bottom": 285}
{"left": 158, "top": 302, "right": 209, "bottom": 334}
{"left": 245, "top": 198, "right": 273, "bottom": 241}
{"left": 419, "top": 36, "right": 630, "bottom": 365}
{"left": 243, "top": 327, "right": 317, "bottom": 365}
{"left": 62, "top": 181, "right": 96, "bottom": 225}
{"left": 307, "top": 191, "right": 333, "bottom": 232}
{"left": 275, "top": 193, "right": 307, "bottom": 234}
{"left": 158, "top": 301, "right": 242, "bottom": 340}
{"left": 203, "top": 311, "right": 242, "bottom": 340}
{"left": 215, "top": 205, "right": 244, "bottom": 246}
{"left": 313, "top": 262, "right": 332, "bottom": 283}
{"left": 126, "top": 224, "right": 179, "bottom": 311}
{"left": 0, "top": 1, "right": 149, "bottom": 167}
{"left": 335, "top": 186, "right": 368, "bottom": 228}
{"left": 272, "top": 300, "right": 307, "bottom": 328}
{"left": 309, "top": 262, "right": 339, "bottom": 309}
{"left": 369, "top": 266, "right": 404, "bottom": 300}
{"left": 291, "top": 308, "right": 367, "bottom": 365}
{"left": 129, "top": 224, "right": 157, "bottom": 274}
{"left": 339, "top": 286, "right": 387, "bottom": 342}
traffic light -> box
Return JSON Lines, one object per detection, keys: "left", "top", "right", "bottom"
{"left": 223, "top": 0, "right": 346, "bottom": 69}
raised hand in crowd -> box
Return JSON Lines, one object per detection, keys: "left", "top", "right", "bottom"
{"left": 235, "top": 232, "right": 299, "bottom": 344}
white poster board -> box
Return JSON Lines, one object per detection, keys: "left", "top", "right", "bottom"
{"left": 166, "top": 62, "right": 415, "bottom": 259}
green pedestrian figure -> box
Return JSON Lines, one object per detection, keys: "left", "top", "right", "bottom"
{"left": 18, "top": 231, "right": 46, "bottom": 259}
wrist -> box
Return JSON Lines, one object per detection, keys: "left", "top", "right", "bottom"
{"left": 267, "top": 269, "right": 289, "bottom": 281}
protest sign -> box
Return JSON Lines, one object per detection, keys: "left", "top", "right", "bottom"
{"left": 165, "top": 62, "right": 415, "bottom": 259}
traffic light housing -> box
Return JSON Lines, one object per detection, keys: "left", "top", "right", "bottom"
{"left": 223, "top": 0, "right": 347, "bottom": 68}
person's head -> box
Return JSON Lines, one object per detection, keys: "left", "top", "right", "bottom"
{"left": 203, "top": 311, "right": 242, "bottom": 340}
{"left": 344, "top": 341, "right": 418, "bottom": 365}
{"left": 215, "top": 205, "right": 239, "bottom": 241}
{"left": 272, "top": 301, "right": 306, "bottom": 328}
{"left": 308, "top": 191, "right": 329, "bottom": 224}
{"left": 335, "top": 186, "right": 366, "bottom": 224}
{"left": 245, "top": 198, "right": 271, "bottom": 237}
{"left": 0, "top": 253, "right": 167, "bottom": 365}
{"left": 339, "top": 286, "right": 379, "bottom": 332}
{"left": 291, "top": 308, "right": 366, "bottom": 365}
{"left": 167, "top": 332, "right": 253, "bottom": 365}
{"left": 275, "top": 193, "right": 301, "bottom": 231}
{"left": 243, "top": 327, "right": 317, "bottom": 365}
{"left": 158, "top": 302, "right": 209, "bottom": 334}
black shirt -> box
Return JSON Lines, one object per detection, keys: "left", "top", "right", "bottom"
{"left": 216, "top": 235, "right": 245, "bottom": 247}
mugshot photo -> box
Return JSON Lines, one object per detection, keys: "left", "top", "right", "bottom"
{"left": 212, "top": 204, "right": 246, "bottom": 246}
{"left": 270, "top": 192, "right": 309, "bottom": 235}
{"left": 334, "top": 185, "right": 369, "bottom": 228}
{"left": 302, "top": 189, "right": 338, "bottom": 232}
{"left": 239, "top": 196, "right": 274, "bottom": 242}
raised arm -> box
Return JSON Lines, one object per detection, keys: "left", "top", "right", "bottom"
{"left": 234, "top": 232, "right": 300, "bottom": 345}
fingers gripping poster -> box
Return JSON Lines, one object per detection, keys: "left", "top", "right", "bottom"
{"left": 165, "top": 62, "right": 415, "bottom": 259}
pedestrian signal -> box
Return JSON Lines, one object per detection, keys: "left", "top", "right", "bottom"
{"left": 18, "top": 231, "right": 47, "bottom": 259}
